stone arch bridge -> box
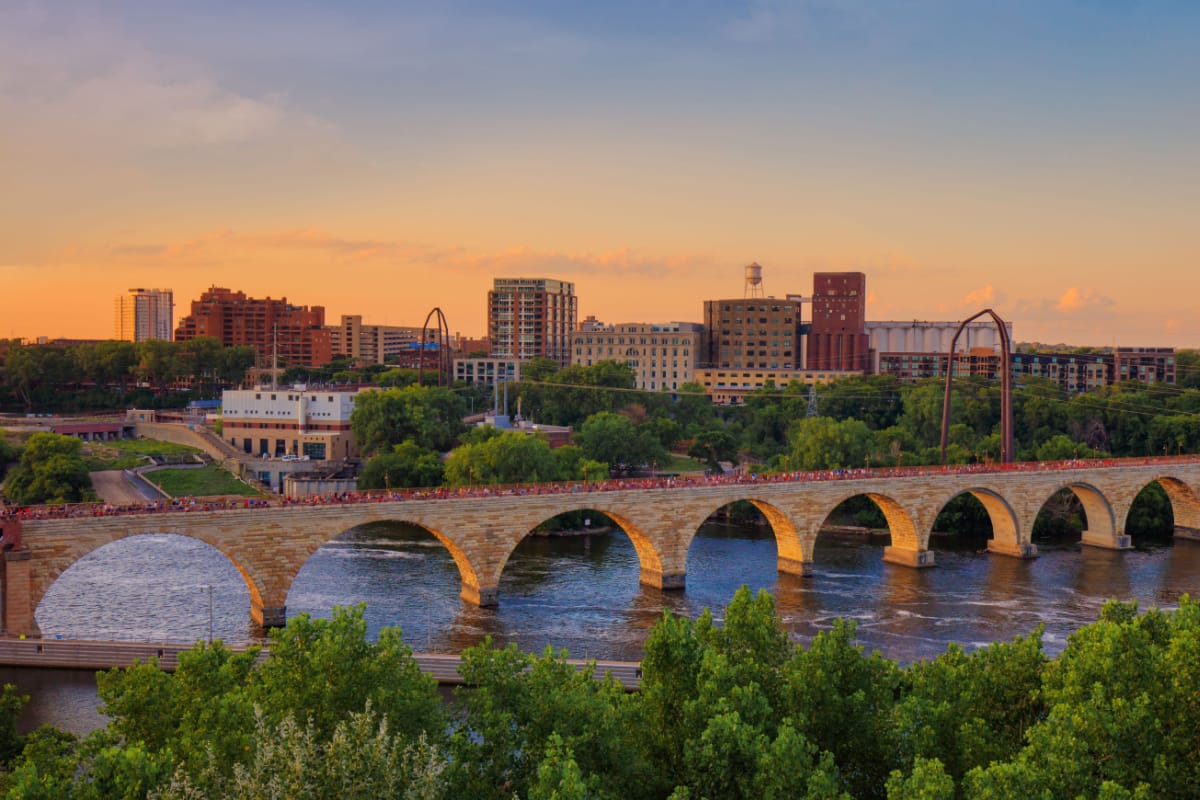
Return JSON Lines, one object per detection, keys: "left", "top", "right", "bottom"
{"left": 4, "top": 460, "right": 1200, "bottom": 637}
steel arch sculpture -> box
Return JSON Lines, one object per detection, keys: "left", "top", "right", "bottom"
{"left": 939, "top": 308, "right": 1014, "bottom": 464}
{"left": 418, "top": 307, "right": 451, "bottom": 387}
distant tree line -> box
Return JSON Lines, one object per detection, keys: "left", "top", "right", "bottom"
{"left": 0, "top": 338, "right": 256, "bottom": 412}
{"left": 2, "top": 591, "right": 1198, "bottom": 799}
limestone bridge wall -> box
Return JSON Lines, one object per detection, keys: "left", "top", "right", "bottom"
{"left": 5, "top": 461, "right": 1200, "bottom": 636}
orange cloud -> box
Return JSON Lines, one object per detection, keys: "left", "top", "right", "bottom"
{"left": 1055, "top": 287, "right": 1112, "bottom": 313}
{"left": 961, "top": 284, "right": 996, "bottom": 306}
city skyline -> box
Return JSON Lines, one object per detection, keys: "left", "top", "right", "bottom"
{"left": 3, "top": 1, "right": 1198, "bottom": 346}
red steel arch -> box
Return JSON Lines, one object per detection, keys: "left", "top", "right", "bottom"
{"left": 418, "top": 307, "right": 451, "bottom": 387}
{"left": 939, "top": 308, "right": 1014, "bottom": 464}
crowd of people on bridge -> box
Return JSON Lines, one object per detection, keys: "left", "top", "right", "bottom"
{"left": 2, "top": 454, "right": 1194, "bottom": 524}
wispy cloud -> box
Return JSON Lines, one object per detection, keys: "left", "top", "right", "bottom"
{"left": 0, "top": 4, "right": 330, "bottom": 152}
{"left": 93, "top": 228, "right": 716, "bottom": 280}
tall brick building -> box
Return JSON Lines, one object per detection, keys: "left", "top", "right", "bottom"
{"left": 175, "top": 286, "right": 332, "bottom": 368}
{"left": 807, "top": 272, "right": 869, "bottom": 371}
{"left": 488, "top": 278, "right": 577, "bottom": 366}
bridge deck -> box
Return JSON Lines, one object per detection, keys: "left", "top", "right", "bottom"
{"left": 0, "top": 638, "right": 643, "bottom": 691}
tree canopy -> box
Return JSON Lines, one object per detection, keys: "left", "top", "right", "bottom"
{"left": 4, "top": 595, "right": 1200, "bottom": 798}
{"left": 350, "top": 385, "right": 466, "bottom": 457}
{"left": 2, "top": 432, "right": 91, "bottom": 504}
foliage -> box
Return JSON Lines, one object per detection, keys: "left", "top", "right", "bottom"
{"left": 687, "top": 427, "right": 738, "bottom": 472}
{"left": 156, "top": 710, "right": 447, "bottom": 800}
{"left": 0, "top": 338, "right": 254, "bottom": 412}
{"left": 448, "top": 641, "right": 650, "bottom": 800}
{"left": 2, "top": 432, "right": 92, "bottom": 504}
{"left": 0, "top": 432, "right": 19, "bottom": 480}
{"left": 818, "top": 375, "right": 903, "bottom": 430}
{"left": 516, "top": 361, "right": 638, "bottom": 427}
{"left": 358, "top": 441, "right": 446, "bottom": 489}
{"left": 249, "top": 606, "right": 444, "bottom": 743}
{"left": 10, "top": 595, "right": 1200, "bottom": 799}
{"left": 42, "top": 606, "right": 444, "bottom": 798}
{"left": 350, "top": 385, "right": 466, "bottom": 456}
{"left": 444, "top": 430, "right": 566, "bottom": 485}
{"left": 1125, "top": 482, "right": 1173, "bottom": 538}
{"left": 0, "top": 685, "right": 27, "bottom": 767}
{"left": 785, "top": 416, "right": 875, "bottom": 471}
{"left": 964, "top": 598, "right": 1200, "bottom": 799}
{"left": 575, "top": 412, "right": 669, "bottom": 475}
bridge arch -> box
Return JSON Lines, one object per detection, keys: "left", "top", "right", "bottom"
{"left": 820, "top": 489, "right": 919, "bottom": 551}
{"left": 294, "top": 516, "right": 490, "bottom": 608}
{"left": 494, "top": 507, "right": 666, "bottom": 594}
{"left": 32, "top": 531, "right": 262, "bottom": 639}
{"left": 1132, "top": 476, "right": 1200, "bottom": 539}
{"left": 929, "top": 488, "right": 1024, "bottom": 556}
{"left": 1030, "top": 481, "right": 1117, "bottom": 549}
{"left": 679, "top": 497, "right": 804, "bottom": 579}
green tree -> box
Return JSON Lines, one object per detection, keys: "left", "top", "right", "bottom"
{"left": 358, "top": 441, "right": 445, "bottom": 489}
{"left": 248, "top": 606, "right": 444, "bottom": 744}
{"left": 885, "top": 757, "right": 955, "bottom": 800}
{"left": 3, "top": 432, "right": 92, "bottom": 504}
{"left": 523, "top": 357, "right": 562, "bottom": 382}
{"left": 156, "top": 710, "right": 448, "bottom": 800}
{"left": 0, "top": 431, "right": 19, "bottom": 481}
{"left": 0, "top": 684, "right": 28, "bottom": 767}
{"left": 576, "top": 412, "right": 668, "bottom": 475}
{"left": 819, "top": 375, "right": 903, "bottom": 430}
{"left": 785, "top": 416, "right": 874, "bottom": 471}
{"left": 529, "top": 733, "right": 592, "bottom": 800}
{"left": 448, "top": 641, "right": 649, "bottom": 800}
{"left": 3, "top": 345, "right": 74, "bottom": 408}
{"left": 351, "top": 385, "right": 466, "bottom": 456}
{"left": 1034, "top": 433, "right": 1082, "bottom": 462}
{"left": 784, "top": 618, "right": 903, "bottom": 800}
{"left": 444, "top": 430, "right": 565, "bottom": 485}
{"left": 892, "top": 633, "right": 1046, "bottom": 783}
{"left": 688, "top": 427, "right": 738, "bottom": 472}
{"left": 672, "top": 382, "right": 716, "bottom": 433}
{"left": 135, "top": 339, "right": 184, "bottom": 393}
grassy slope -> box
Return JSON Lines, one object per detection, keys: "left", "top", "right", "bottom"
{"left": 145, "top": 465, "right": 262, "bottom": 498}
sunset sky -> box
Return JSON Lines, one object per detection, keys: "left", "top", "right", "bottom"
{"left": 2, "top": 1, "right": 1198, "bottom": 346}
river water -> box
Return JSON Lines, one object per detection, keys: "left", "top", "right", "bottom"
{"left": 16, "top": 520, "right": 1200, "bottom": 734}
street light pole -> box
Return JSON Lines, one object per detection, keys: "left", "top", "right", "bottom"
{"left": 205, "top": 585, "right": 214, "bottom": 644}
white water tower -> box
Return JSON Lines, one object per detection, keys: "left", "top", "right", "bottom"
{"left": 745, "top": 262, "right": 765, "bottom": 298}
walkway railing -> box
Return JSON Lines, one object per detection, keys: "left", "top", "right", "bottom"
{"left": 4, "top": 454, "right": 1198, "bottom": 523}
{"left": 0, "top": 638, "right": 642, "bottom": 690}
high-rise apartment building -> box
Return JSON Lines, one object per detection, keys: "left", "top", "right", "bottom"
{"left": 114, "top": 288, "right": 174, "bottom": 342}
{"left": 175, "top": 286, "right": 332, "bottom": 368}
{"left": 807, "top": 272, "right": 869, "bottom": 371}
{"left": 488, "top": 278, "right": 577, "bottom": 366}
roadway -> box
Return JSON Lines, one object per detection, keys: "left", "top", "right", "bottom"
{"left": 89, "top": 470, "right": 160, "bottom": 505}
